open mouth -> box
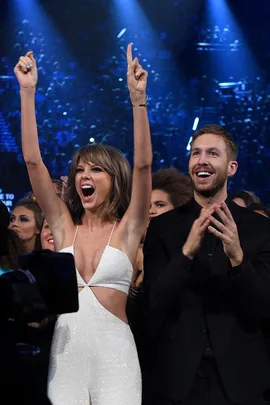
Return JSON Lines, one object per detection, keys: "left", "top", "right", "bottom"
{"left": 81, "top": 185, "right": 95, "bottom": 198}
{"left": 47, "top": 238, "right": 54, "bottom": 245}
{"left": 195, "top": 171, "right": 213, "bottom": 179}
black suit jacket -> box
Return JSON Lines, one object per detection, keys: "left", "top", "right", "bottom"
{"left": 143, "top": 198, "right": 270, "bottom": 403}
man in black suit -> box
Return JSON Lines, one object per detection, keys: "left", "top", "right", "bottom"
{"left": 143, "top": 124, "right": 270, "bottom": 404}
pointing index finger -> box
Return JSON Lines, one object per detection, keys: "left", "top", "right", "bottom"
{"left": 127, "top": 43, "right": 133, "bottom": 66}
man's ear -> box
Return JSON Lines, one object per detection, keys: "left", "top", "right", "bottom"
{"left": 228, "top": 161, "right": 238, "bottom": 177}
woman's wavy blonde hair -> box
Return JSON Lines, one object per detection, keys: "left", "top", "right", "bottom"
{"left": 65, "top": 144, "right": 132, "bottom": 224}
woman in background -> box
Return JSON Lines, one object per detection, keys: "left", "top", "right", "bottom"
{"left": 40, "top": 219, "right": 55, "bottom": 251}
{"left": 0, "top": 200, "right": 27, "bottom": 269}
{"left": 0, "top": 200, "right": 51, "bottom": 405}
{"left": 9, "top": 196, "right": 43, "bottom": 252}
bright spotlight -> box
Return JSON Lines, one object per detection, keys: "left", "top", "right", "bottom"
{"left": 117, "top": 28, "right": 127, "bottom": 39}
{"left": 192, "top": 117, "right": 200, "bottom": 131}
{"left": 186, "top": 136, "right": 193, "bottom": 151}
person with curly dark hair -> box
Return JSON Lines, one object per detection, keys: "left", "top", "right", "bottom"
{"left": 132, "top": 168, "right": 193, "bottom": 290}
{"left": 128, "top": 168, "right": 193, "bottom": 400}
{"left": 150, "top": 168, "right": 193, "bottom": 218}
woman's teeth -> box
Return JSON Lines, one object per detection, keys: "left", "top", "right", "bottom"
{"left": 81, "top": 185, "right": 95, "bottom": 196}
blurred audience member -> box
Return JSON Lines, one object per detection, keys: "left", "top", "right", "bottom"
{"left": 231, "top": 190, "right": 261, "bottom": 207}
{"left": 127, "top": 168, "right": 193, "bottom": 394}
{"left": 0, "top": 200, "right": 27, "bottom": 270}
{"left": 40, "top": 219, "right": 55, "bottom": 251}
{"left": 52, "top": 179, "right": 63, "bottom": 198}
{"left": 248, "top": 203, "right": 270, "bottom": 218}
{"left": 8, "top": 197, "right": 43, "bottom": 252}
{"left": 131, "top": 168, "right": 193, "bottom": 293}
{"left": 149, "top": 168, "right": 193, "bottom": 218}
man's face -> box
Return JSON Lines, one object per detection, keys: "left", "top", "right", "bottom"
{"left": 189, "top": 133, "right": 237, "bottom": 198}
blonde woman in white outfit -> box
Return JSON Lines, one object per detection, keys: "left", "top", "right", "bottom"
{"left": 14, "top": 44, "right": 152, "bottom": 405}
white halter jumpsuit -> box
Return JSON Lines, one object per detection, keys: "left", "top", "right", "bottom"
{"left": 47, "top": 224, "right": 141, "bottom": 405}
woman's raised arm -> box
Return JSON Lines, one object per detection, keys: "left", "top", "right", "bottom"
{"left": 122, "top": 44, "right": 152, "bottom": 243}
{"left": 14, "top": 52, "right": 72, "bottom": 244}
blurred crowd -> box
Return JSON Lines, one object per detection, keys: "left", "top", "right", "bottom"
{"left": 197, "top": 24, "right": 240, "bottom": 47}
{"left": 1, "top": 14, "right": 270, "bottom": 204}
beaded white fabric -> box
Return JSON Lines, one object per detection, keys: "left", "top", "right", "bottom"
{"left": 47, "top": 226, "right": 141, "bottom": 404}
{"left": 48, "top": 287, "right": 141, "bottom": 405}
{"left": 60, "top": 244, "right": 133, "bottom": 294}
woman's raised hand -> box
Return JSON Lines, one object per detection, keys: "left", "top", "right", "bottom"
{"left": 14, "top": 51, "right": 38, "bottom": 89}
{"left": 126, "top": 43, "right": 148, "bottom": 105}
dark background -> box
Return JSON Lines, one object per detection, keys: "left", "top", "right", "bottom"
{"left": 1, "top": 0, "right": 270, "bottom": 209}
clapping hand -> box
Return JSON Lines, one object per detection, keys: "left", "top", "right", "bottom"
{"left": 182, "top": 205, "right": 218, "bottom": 260}
{"left": 208, "top": 202, "right": 243, "bottom": 267}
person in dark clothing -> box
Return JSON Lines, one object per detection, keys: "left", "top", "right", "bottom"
{"left": 143, "top": 124, "right": 270, "bottom": 405}
{"left": 127, "top": 168, "right": 193, "bottom": 363}
{"left": 231, "top": 189, "right": 260, "bottom": 208}
{"left": 248, "top": 202, "right": 270, "bottom": 218}
{"left": 0, "top": 200, "right": 52, "bottom": 404}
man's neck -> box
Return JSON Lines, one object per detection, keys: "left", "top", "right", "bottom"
{"left": 194, "top": 189, "right": 228, "bottom": 208}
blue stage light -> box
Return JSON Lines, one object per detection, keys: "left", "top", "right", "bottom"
{"left": 117, "top": 28, "right": 127, "bottom": 39}
{"left": 192, "top": 117, "right": 200, "bottom": 131}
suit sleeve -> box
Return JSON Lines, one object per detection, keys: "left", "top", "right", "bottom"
{"left": 226, "top": 227, "right": 270, "bottom": 318}
{"left": 143, "top": 218, "right": 193, "bottom": 312}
